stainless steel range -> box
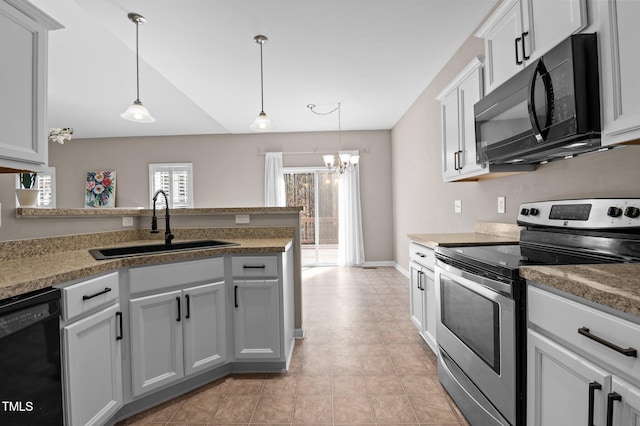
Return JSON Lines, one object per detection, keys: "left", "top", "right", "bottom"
{"left": 434, "top": 198, "right": 640, "bottom": 426}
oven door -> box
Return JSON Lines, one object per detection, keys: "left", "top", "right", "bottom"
{"left": 435, "top": 260, "right": 515, "bottom": 425}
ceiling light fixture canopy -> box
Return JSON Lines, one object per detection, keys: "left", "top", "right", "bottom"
{"left": 120, "top": 12, "right": 155, "bottom": 123}
{"left": 307, "top": 102, "right": 360, "bottom": 174}
{"left": 250, "top": 35, "right": 273, "bottom": 131}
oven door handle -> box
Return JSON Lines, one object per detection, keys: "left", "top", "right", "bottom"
{"left": 436, "top": 259, "right": 512, "bottom": 297}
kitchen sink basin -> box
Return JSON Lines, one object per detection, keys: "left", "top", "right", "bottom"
{"left": 89, "top": 239, "right": 238, "bottom": 260}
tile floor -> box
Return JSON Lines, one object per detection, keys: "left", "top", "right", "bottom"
{"left": 118, "top": 266, "right": 469, "bottom": 425}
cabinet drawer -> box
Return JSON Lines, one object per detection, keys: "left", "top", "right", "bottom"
{"left": 232, "top": 256, "right": 278, "bottom": 277}
{"left": 528, "top": 285, "right": 640, "bottom": 379}
{"left": 61, "top": 272, "right": 119, "bottom": 321}
{"left": 129, "top": 257, "right": 224, "bottom": 294}
{"left": 409, "top": 242, "right": 434, "bottom": 269}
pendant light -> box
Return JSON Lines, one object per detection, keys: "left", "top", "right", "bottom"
{"left": 250, "top": 35, "right": 273, "bottom": 131}
{"left": 120, "top": 12, "right": 155, "bottom": 123}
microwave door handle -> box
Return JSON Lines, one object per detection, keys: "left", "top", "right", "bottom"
{"left": 528, "top": 58, "right": 553, "bottom": 143}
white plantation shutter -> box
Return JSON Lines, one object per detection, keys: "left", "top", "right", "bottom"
{"left": 149, "top": 163, "right": 193, "bottom": 208}
{"left": 37, "top": 174, "right": 54, "bottom": 207}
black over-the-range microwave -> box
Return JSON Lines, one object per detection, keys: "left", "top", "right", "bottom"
{"left": 474, "top": 33, "right": 602, "bottom": 165}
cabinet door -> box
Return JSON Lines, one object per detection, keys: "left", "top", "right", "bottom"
{"left": 441, "top": 89, "right": 461, "bottom": 180}
{"left": 183, "top": 281, "right": 227, "bottom": 376}
{"left": 421, "top": 268, "right": 437, "bottom": 354}
{"left": 522, "top": 0, "right": 587, "bottom": 64}
{"left": 409, "top": 262, "right": 424, "bottom": 332}
{"left": 610, "top": 377, "right": 640, "bottom": 426}
{"left": 0, "top": 1, "right": 52, "bottom": 169}
{"left": 63, "top": 304, "right": 123, "bottom": 426}
{"left": 130, "top": 290, "right": 184, "bottom": 397}
{"left": 527, "top": 330, "right": 609, "bottom": 426}
{"left": 233, "top": 279, "right": 281, "bottom": 359}
{"left": 483, "top": 0, "right": 524, "bottom": 94}
{"left": 457, "top": 65, "right": 484, "bottom": 175}
{"left": 600, "top": 0, "right": 640, "bottom": 146}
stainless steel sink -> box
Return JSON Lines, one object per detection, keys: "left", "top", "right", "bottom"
{"left": 89, "top": 239, "right": 238, "bottom": 260}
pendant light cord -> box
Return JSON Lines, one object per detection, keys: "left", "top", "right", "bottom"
{"left": 307, "top": 102, "right": 342, "bottom": 150}
{"left": 259, "top": 41, "right": 264, "bottom": 113}
{"left": 135, "top": 20, "right": 140, "bottom": 102}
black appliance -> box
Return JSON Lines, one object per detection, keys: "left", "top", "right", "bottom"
{"left": 0, "top": 287, "right": 63, "bottom": 425}
{"left": 434, "top": 198, "right": 640, "bottom": 426}
{"left": 475, "top": 33, "right": 601, "bottom": 165}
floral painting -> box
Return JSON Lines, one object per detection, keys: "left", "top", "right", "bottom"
{"left": 85, "top": 171, "right": 116, "bottom": 208}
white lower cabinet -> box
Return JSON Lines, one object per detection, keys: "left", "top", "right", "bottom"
{"left": 408, "top": 242, "right": 436, "bottom": 353}
{"left": 527, "top": 284, "right": 640, "bottom": 426}
{"left": 129, "top": 281, "right": 226, "bottom": 397}
{"left": 527, "top": 329, "right": 609, "bottom": 426}
{"left": 233, "top": 279, "right": 280, "bottom": 359}
{"left": 610, "top": 377, "right": 640, "bottom": 426}
{"left": 409, "top": 262, "right": 424, "bottom": 332}
{"left": 62, "top": 303, "right": 123, "bottom": 426}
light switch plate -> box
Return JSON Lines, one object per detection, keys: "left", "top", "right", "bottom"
{"left": 235, "top": 214, "right": 250, "bottom": 224}
{"left": 454, "top": 200, "right": 462, "bottom": 213}
{"left": 498, "top": 196, "right": 506, "bottom": 214}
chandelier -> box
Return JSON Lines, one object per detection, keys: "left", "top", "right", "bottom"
{"left": 307, "top": 102, "right": 359, "bottom": 173}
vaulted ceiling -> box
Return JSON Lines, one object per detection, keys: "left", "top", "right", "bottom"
{"left": 31, "top": 0, "right": 498, "bottom": 139}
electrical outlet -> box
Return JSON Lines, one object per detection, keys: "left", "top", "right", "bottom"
{"left": 454, "top": 200, "right": 462, "bottom": 214}
{"left": 498, "top": 196, "right": 506, "bottom": 214}
{"left": 235, "top": 214, "right": 250, "bottom": 224}
{"left": 122, "top": 216, "right": 134, "bottom": 227}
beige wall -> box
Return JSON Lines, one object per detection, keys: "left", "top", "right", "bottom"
{"left": 0, "top": 131, "right": 394, "bottom": 263}
{"left": 392, "top": 33, "right": 640, "bottom": 271}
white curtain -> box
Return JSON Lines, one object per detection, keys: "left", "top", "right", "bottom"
{"left": 264, "top": 152, "right": 286, "bottom": 207}
{"left": 338, "top": 149, "right": 365, "bottom": 265}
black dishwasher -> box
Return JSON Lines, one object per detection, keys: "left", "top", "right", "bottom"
{"left": 0, "top": 287, "right": 63, "bottom": 425}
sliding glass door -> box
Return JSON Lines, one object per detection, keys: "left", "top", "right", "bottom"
{"left": 285, "top": 168, "right": 339, "bottom": 265}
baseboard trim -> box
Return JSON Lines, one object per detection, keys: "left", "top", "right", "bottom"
{"left": 394, "top": 263, "right": 409, "bottom": 278}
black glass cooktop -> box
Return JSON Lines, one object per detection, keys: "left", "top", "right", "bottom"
{"left": 435, "top": 243, "right": 621, "bottom": 281}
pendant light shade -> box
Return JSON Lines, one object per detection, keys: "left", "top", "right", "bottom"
{"left": 121, "top": 100, "right": 155, "bottom": 123}
{"left": 250, "top": 35, "right": 273, "bottom": 131}
{"left": 121, "top": 12, "right": 155, "bottom": 123}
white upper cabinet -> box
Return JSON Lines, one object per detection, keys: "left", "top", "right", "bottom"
{"left": 437, "top": 57, "right": 486, "bottom": 182}
{"left": 599, "top": 0, "right": 640, "bottom": 146}
{"left": 477, "top": 0, "right": 587, "bottom": 94}
{"left": 0, "top": 0, "right": 61, "bottom": 171}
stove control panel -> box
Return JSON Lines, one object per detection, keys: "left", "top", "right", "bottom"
{"left": 517, "top": 198, "right": 640, "bottom": 229}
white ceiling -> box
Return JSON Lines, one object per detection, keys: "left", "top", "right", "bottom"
{"left": 31, "top": 0, "right": 498, "bottom": 139}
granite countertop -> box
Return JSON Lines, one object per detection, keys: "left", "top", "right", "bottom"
{"left": 0, "top": 227, "right": 294, "bottom": 300}
{"left": 408, "top": 221, "right": 521, "bottom": 249}
{"left": 520, "top": 264, "right": 640, "bottom": 318}
{"left": 16, "top": 206, "right": 303, "bottom": 218}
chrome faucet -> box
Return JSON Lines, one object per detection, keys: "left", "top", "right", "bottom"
{"left": 151, "top": 189, "right": 174, "bottom": 245}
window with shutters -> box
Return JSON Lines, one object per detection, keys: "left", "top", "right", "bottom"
{"left": 15, "top": 167, "right": 56, "bottom": 208}
{"left": 148, "top": 163, "right": 193, "bottom": 208}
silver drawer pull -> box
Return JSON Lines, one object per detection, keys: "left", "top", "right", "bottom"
{"left": 578, "top": 327, "right": 637, "bottom": 357}
{"left": 82, "top": 287, "right": 112, "bottom": 300}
